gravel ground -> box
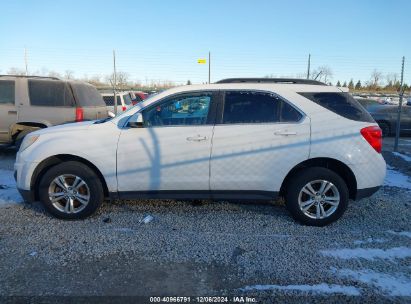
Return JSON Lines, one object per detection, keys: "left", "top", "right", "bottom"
{"left": 0, "top": 146, "right": 410, "bottom": 303}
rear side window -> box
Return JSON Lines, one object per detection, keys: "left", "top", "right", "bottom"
{"left": 71, "top": 83, "right": 106, "bottom": 107}
{"left": 222, "top": 91, "right": 302, "bottom": 124}
{"left": 0, "top": 81, "right": 15, "bottom": 104}
{"left": 299, "top": 92, "right": 374, "bottom": 122}
{"left": 28, "top": 80, "right": 75, "bottom": 107}
{"left": 102, "top": 95, "right": 121, "bottom": 106}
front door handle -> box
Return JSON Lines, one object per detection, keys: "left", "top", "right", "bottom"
{"left": 186, "top": 135, "right": 207, "bottom": 142}
{"left": 274, "top": 131, "right": 297, "bottom": 136}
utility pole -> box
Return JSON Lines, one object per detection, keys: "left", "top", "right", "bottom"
{"left": 24, "top": 48, "right": 28, "bottom": 76}
{"left": 306, "top": 53, "right": 311, "bottom": 79}
{"left": 394, "top": 56, "right": 405, "bottom": 152}
{"left": 113, "top": 50, "right": 117, "bottom": 116}
{"left": 208, "top": 51, "right": 211, "bottom": 84}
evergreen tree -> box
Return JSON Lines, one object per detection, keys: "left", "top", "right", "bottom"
{"left": 342, "top": 81, "right": 347, "bottom": 87}
{"left": 186, "top": 80, "right": 192, "bottom": 85}
{"left": 355, "top": 80, "right": 362, "bottom": 90}
{"left": 336, "top": 80, "right": 341, "bottom": 87}
{"left": 348, "top": 79, "right": 354, "bottom": 89}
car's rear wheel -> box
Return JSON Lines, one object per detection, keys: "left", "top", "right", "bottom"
{"left": 285, "top": 167, "right": 349, "bottom": 226}
{"left": 38, "top": 161, "right": 104, "bottom": 219}
{"left": 377, "top": 121, "right": 390, "bottom": 137}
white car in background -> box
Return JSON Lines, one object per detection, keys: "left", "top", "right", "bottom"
{"left": 15, "top": 78, "right": 386, "bottom": 226}
{"left": 101, "top": 92, "right": 133, "bottom": 114}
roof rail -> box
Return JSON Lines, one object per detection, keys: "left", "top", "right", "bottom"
{"left": 216, "top": 78, "right": 326, "bottom": 85}
{"left": 0, "top": 75, "right": 60, "bottom": 80}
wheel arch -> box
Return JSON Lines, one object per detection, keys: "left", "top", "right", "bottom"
{"left": 31, "top": 154, "right": 110, "bottom": 201}
{"left": 280, "top": 157, "right": 357, "bottom": 199}
{"left": 10, "top": 122, "right": 49, "bottom": 139}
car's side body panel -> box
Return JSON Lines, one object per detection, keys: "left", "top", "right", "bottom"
{"left": 210, "top": 118, "right": 311, "bottom": 192}
{"left": 15, "top": 121, "right": 120, "bottom": 192}
{"left": 117, "top": 125, "right": 214, "bottom": 191}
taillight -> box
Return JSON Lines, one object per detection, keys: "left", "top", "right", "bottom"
{"left": 360, "top": 126, "right": 382, "bottom": 153}
{"left": 75, "top": 107, "right": 84, "bottom": 122}
{"left": 122, "top": 106, "right": 126, "bottom": 111}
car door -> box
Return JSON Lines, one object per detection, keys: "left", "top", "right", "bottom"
{"left": 210, "top": 90, "right": 310, "bottom": 197}
{"left": 0, "top": 79, "right": 17, "bottom": 143}
{"left": 116, "top": 91, "right": 218, "bottom": 193}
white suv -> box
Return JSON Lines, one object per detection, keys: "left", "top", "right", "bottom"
{"left": 15, "top": 78, "right": 386, "bottom": 226}
{"left": 101, "top": 92, "right": 133, "bottom": 114}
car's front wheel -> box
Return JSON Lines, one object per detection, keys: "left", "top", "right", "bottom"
{"left": 285, "top": 167, "right": 349, "bottom": 226}
{"left": 38, "top": 161, "right": 104, "bottom": 219}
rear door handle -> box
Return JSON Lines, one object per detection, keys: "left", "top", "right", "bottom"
{"left": 274, "top": 131, "right": 297, "bottom": 136}
{"left": 8, "top": 111, "right": 17, "bottom": 115}
{"left": 186, "top": 135, "right": 207, "bottom": 142}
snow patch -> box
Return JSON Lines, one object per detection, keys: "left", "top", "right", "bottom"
{"left": 337, "top": 268, "right": 411, "bottom": 297}
{"left": 320, "top": 247, "right": 411, "bottom": 261}
{"left": 393, "top": 152, "right": 411, "bottom": 162}
{"left": 353, "top": 238, "right": 386, "bottom": 245}
{"left": 0, "top": 169, "right": 22, "bottom": 207}
{"left": 384, "top": 168, "right": 411, "bottom": 190}
{"left": 240, "top": 283, "right": 360, "bottom": 296}
{"left": 387, "top": 230, "right": 411, "bottom": 239}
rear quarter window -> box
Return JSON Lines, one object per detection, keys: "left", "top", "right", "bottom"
{"left": 299, "top": 92, "right": 375, "bottom": 123}
{"left": 102, "top": 95, "right": 121, "bottom": 106}
{"left": 0, "top": 80, "right": 15, "bottom": 104}
{"left": 70, "top": 83, "right": 106, "bottom": 107}
{"left": 28, "top": 80, "right": 75, "bottom": 107}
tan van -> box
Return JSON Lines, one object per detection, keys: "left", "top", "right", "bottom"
{"left": 0, "top": 75, "right": 108, "bottom": 148}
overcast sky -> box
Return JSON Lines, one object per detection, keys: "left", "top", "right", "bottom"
{"left": 1, "top": 0, "right": 410, "bottom": 84}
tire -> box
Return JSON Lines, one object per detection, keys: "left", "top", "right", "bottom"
{"left": 38, "top": 161, "right": 104, "bottom": 219}
{"left": 285, "top": 167, "right": 349, "bottom": 226}
{"left": 378, "top": 122, "right": 390, "bottom": 137}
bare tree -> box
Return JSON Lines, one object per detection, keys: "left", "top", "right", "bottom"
{"left": 106, "top": 71, "right": 130, "bottom": 89}
{"left": 64, "top": 70, "right": 74, "bottom": 80}
{"left": 310, "top": 65, "right": 333, "bottom": 83}
{"left": 370, "top": 69, "right": 383, "bottom": 88}
{"left": 87, "top": 75, "right": 104, "bottom": 87}
{"left": 7, "top": 67, "right": 26, "bottom": 75}
{"left": 48, "top": 70, "right": 62, "bottom": 78}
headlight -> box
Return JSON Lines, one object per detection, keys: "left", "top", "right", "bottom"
{"left": 19, "top": 135, "right": 40, "bottom": 152}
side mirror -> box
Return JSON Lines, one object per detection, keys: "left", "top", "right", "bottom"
{"left": 108, "top": 111, "right": 116, "bottom": 118}
{"left": 128, "top": 113, "right": 144, "bottom": 128}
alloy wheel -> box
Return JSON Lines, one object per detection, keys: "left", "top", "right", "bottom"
{"left": 298, "top": 179, "right": 340, "bottom": 219}
{"left": 48, "top": 174, "right": 90, "bottom": 214}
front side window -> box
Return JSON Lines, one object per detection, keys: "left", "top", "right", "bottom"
{"left": 29, "top": 80, "right": 75, "bottom": 107}
{"left": 0, "top": 80, "right": 15, "bottom": 104}
{"left": 222, "top": 91, "right": 302, "bottom": 124}
{"left": 142, "top": 93, "right": 212, "bottom": 127}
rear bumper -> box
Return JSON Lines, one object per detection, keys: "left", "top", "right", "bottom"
{"left": 355, "top": 186, "right": 381, "bottom": 200}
